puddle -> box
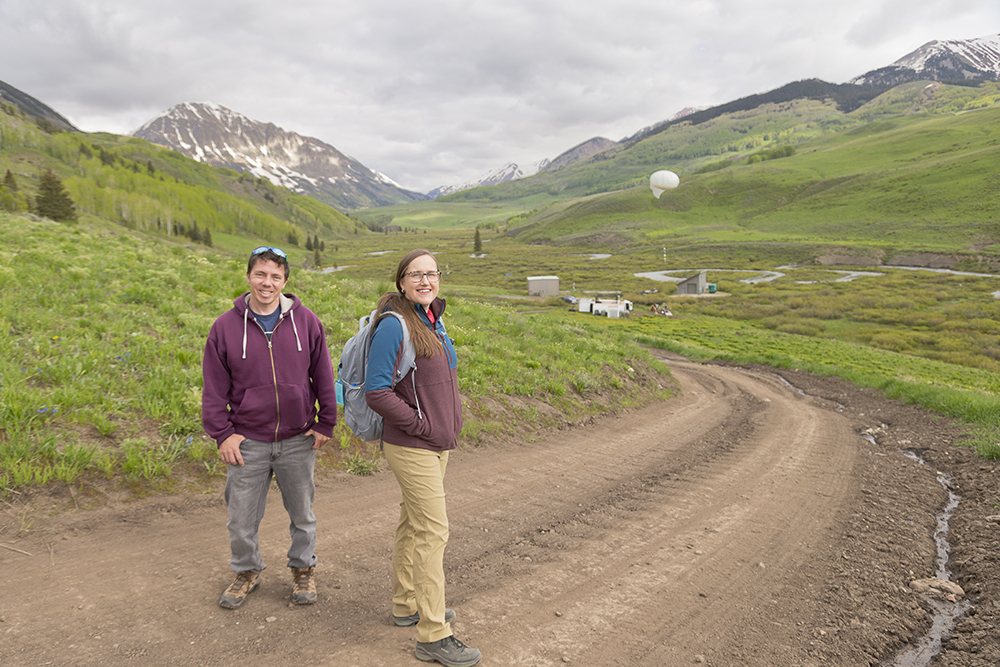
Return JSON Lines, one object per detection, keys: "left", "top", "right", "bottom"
{"left": 882, "top": 449, "right": 971, "bottom": 667}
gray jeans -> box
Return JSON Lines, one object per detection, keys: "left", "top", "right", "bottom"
{"left": 224, "top": 433, "right": 317, "bottom": 573}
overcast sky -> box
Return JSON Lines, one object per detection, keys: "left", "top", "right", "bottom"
{"left": 1, "top": 1, "right": 999, "bottom": 194}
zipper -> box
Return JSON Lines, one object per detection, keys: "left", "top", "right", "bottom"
{"left": 252, "top": 314, "right": 283, "bottom": 442}
{"left": 435, "top": 321, "right": 456, "bottom": 368}
{"left": 269, "top": 318, "right": 283, "bottom": 442}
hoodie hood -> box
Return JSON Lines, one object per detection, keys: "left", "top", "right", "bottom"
{"left": 234, "top": 291, "right": 303, "bottom": 359}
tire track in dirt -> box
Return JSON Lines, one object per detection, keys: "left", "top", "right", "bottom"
{"left": 442, "top": 359, "right": 860, "bottom": 666}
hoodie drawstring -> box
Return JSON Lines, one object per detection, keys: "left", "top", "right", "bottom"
{"left": 289, "top": 309, "right": 302, "bottom": 352}
{"left": 240, "top": 294, "right": 301, "bottom": 357}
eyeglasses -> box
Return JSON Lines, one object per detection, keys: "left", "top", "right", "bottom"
{"left": 252, "top": 246, "right": 287, "bottom": 258}
{"left": 405, "top": 271, "right": 442, "bottom": 283}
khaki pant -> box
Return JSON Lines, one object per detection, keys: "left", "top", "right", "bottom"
{"left": 383, "top": 442, "right": 451, "bottom": 644}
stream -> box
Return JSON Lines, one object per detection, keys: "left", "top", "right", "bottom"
{"left": 873, "top": 444, "right": 972, "bottom": 667}
{"left": 783, "top": 369, "right": 972, "bottom": 666}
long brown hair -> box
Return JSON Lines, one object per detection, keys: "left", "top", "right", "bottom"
{"left": 375, "top": 249, "right": 443, "bottom": 358}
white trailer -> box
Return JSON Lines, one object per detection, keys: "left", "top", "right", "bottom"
{"left": 578, "top": 298, "right": 633, "bottom": 318}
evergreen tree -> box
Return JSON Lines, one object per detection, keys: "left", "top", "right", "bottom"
{"left": 473, "top": 228, "right": 482, "bottom": 253}
{"left": 305, "top": 234, "right": 313, "bottom": 251}
{"left": 313, "top": 247, "right": 322, "bottom": 268}
{"left": 0, "top": 173, "right": 29, "bottom": 213}
{"left": 34, "top": 170, "right": 77, "bottom": 222}
{"left": 202, "top": 227, "right": 213, "bottom": 247}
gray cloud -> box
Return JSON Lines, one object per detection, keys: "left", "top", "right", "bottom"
{"left": 1, "top": 0, "right": 998, "bottom": 193}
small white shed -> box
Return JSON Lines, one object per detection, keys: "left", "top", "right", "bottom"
{"left": 527, "top": 275, "right": 560, "bottom": 296}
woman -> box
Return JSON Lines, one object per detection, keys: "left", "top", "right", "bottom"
{"left": 365, "top": 249, "right": 481, "bottom": 667}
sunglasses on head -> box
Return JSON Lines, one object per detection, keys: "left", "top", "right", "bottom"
{"left": 251, "top": 246, "right": 287, "bottom": 258}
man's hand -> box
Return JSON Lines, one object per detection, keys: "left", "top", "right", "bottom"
{"left": 219, "top": 433, "right": 246, "bottom": 466}
{"left": 305, "top": 429, "right": 329, "bottom": 450}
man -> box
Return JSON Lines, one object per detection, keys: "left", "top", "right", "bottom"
{"left": 202, "top": 246, "right": 337, "bottom": 609}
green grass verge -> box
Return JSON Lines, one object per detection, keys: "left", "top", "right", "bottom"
{"left": 582, "top": 313, "right": 1000, "bottom": 459}
{"left": 0, "top": 212, "right": 672, "bottom": 499}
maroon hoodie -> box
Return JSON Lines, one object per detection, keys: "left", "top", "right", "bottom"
{"left": 202, "top": 292, "right": 337, "bottom": 445}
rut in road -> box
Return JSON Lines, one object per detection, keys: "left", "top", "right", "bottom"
{"left": 0, "top": 360, "right": 862, "bottom": 667}
{"left": 440, "top": 359, "right": 858, "bottom": 666}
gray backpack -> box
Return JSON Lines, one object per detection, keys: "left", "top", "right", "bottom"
{"left": 337, "top": 309, "right": 417, "bottom": 442}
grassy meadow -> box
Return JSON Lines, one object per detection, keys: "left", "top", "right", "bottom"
{"left": 0, "top": 213, "right": 671, "bottom": 501}
{"left": 321, "top": 227, "right": 1000, "bottom": 460}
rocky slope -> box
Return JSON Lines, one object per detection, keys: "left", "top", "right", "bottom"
{"left": 131, "top": 102, "right": 426, "bottom": 211}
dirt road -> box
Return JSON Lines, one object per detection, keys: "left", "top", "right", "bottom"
{"left": 1, "top": 357, "right": 995, "bottom": 666}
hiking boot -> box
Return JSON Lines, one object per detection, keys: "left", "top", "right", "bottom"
{"left": 393, "top": 607, "right": 456, "bottom": 627}
{"left": 415, "top": 635, "right": 482, "bottom": 667}
{"left": 291, "top": 566, "right": 317, "bottom": 605}
{"left": 219, "top": 570, "right": 260, "bottom": 609}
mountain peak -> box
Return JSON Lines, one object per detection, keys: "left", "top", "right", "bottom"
{"left": 428, "top": 137, "right": 616, "bottom": 198}
{"left": 428, "top": 160, "right": 550, "bottom": 198}
{"left": 0, "top": 78, "right": 79, "bottom": 132}
{"left": 131, "top": 102, "right": 425, "bottom": 211}
{"left": 851, "top": 33, "right": 1000, "bottom": 86}
{"left": 132, "top": 101, "right": 252, "bottom": 135}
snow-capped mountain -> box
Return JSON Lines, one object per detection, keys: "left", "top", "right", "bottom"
{"left": 428, "top": 137, "right": 616, "bottom": 198}
{"left": 131, "top": 102, "right": 426, "bottom": 211}
{"left": 851, "top": 33, "right": 1000, "bottom": 87}
{"left": 428, "top": 159, "right": 552, "bottom": 198}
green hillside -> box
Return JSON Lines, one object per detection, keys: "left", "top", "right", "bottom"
{"left": 354, "top": 81, "right": 1000, "bottom": 252}
{"left": 460, "top": 79, "right": 1000, "bottom": 205}
{"left": 504, "top": 92, "right": 1000, "bottom": 256}
{"left": 0, "top": 102, "right": 367, "bottom": 253}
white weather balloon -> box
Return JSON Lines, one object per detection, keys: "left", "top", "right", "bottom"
{"left": 650, "top": 170, "right": 680, "bottom": 198}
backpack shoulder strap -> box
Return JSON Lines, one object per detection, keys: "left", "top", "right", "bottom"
{"left": 375, "top": 310, "right": 417, "bottom": 388}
